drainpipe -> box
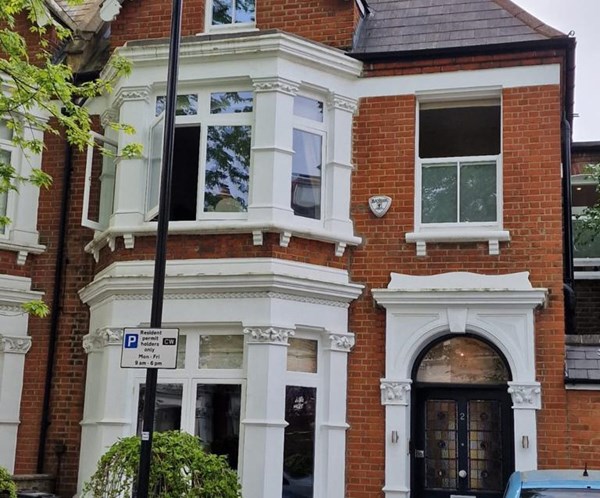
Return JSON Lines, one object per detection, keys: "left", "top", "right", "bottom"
{"left": 562, "top": 116, "right": 576, "bottom": 336}
{"left": 37, "top": 127, "right": 74, "bottom": 474}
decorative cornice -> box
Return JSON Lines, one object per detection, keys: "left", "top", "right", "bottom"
{"left": 0, "top": 335, "right": 32, "bottom": 354}
{"left": 253, "top": 77, "right": 299, "bottom": 96}
{"left": 113, "top": 86, "right": 151, "bottom": 109}
{"left": 83, "top": 328, "right": 124, "bottom": 353}
{"left": 328, "top": 333, "right": 355, "bottom": 352}
{"left": 507, "top": 382, "right": 541, "bottom": 410}
{"left": 380, "top": 379, "right": 412, "bottom": 406}
{"left": 244, "top": 327, "right": 294, "bottom": 344}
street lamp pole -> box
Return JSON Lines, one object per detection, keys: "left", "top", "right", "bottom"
{"left": 136, "top": 0, "right": 183, "bottom": 496}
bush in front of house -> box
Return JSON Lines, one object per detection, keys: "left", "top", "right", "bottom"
{"left": 82, "top": 431, "right": 241, "bottom": 498}
{"left": 0, "top": 466, "right": 16, "bottom": 498}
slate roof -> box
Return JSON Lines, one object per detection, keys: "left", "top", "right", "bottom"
{"left": 565, "top": 335, "right": 600, "bottom": 383}
{"left": 352, "top": 0, "right": 568, "bottom": 57}
{"left": 46, "top": 0, "right": 105, "bottom": 32}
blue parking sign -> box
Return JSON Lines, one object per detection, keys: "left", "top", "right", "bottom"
{"left": 124, "top": 332, "right": 139, "bottom": 349}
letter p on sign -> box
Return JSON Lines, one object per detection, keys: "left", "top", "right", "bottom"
{"left": 124, "top": 332, "right": 139, "bottom": 349}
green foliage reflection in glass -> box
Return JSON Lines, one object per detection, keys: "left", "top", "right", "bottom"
{"left": 156, "top": 94, "right": 198, "bottom": 116}
{"left": 422, "top": 161, "right": 496, "bottom": 223}
{"left": 211, "top": 92, "right": 253, "bottom": 114}
{"left": 204, "top": 125, "right": 251, "bottom": 212}
{"left": 212, "top": 0, "right": 255, "bottom": 25}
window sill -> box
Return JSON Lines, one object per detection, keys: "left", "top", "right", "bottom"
{"left": 405, "top": 229, "right": 510, "bottom": 256}
{"left": 198, "top": 24, "right": 258, "bottom": 36}
{"left": 84, "top": 220, "right": 361, "bottom": 261}
{"left": 0, "top": 239, "right": 46, "bottom": 265}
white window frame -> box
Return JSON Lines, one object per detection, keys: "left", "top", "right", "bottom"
{"left": 0, "top": 124, "right": 16, "bottom": 238}
{"left": 132, "top": 328, "right": 247, "bottom": 472}
{"left": 204, "top": 0, "right": 256, "bottom": 33}
{"left": 407, "top": 93, "right": 509, "bottom": 256}
{"left": 145, "top": 89, "right": 254, "bottom": 222}
{"left": 571, "top": 174, "right": 600, "bottom": 277}
{"left": 291, "top": 95, "right": 327, "bottom": 223}
{"left": 82, "top": 132, "right": 118, "bottom": 231}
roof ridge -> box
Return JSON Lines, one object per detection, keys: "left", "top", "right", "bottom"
{"left": 491, "top": 0, "right": 567, "bottom": 39}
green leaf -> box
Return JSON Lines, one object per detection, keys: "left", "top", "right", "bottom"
{"left": 21, "top": 299, "right": 50, "bottom": 318}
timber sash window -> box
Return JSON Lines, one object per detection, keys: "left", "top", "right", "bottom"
{"left": 208, "top": 0, "right": 255, "bottom": 29}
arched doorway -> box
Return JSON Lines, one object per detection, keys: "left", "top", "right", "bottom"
{"left": 411, "top": 335, "right": 514, "bottom": 498}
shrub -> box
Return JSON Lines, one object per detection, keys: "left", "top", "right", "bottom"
{"left": 0, "top": 466, "right": 16, "bottom": 498}
{"left": 82, "top": 431, "right": 240, "bottom": 498}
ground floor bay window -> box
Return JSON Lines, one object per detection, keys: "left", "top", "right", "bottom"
{"left": 77, "top": 258, "right": 362, "bottom": 498}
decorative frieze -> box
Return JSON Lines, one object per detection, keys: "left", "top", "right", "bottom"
{"left": 100, "top": 108, "right": 119, "bottom": 129}
{"left": 244, "top": 327, "right": 294, "bottom": 344}
{"left": 0, "top": 335, "right": 32, "bottom": 354}
{"left": 252, "top": 77, "right": 299, "bottom": 96}
{"left": 113, "top": 86, "right": 151, "bottom": 109}
{"left": 327, "top": 94, "right": 358, "bottom": 113}
{"left": 328, "top": 333, "right": 355, "bottom": 352}
{"left": 83, "top": 328, "right": 124, "bottom": 353}
{"left": 380, "top": 379, "right": 412, "bottom": 406}
{"left": 507, "top": 382, "right": 542, "bottom": 410}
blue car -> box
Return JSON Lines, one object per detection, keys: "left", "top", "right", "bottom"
{"left": 504, "top": 469, "right": 600, "bottom": 497}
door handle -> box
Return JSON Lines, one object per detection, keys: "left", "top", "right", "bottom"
{"left": 458, "top": 470, "right": 467, "bottom": 478}
{"left": 415, "top": 449, "right": 425, "bottom": 458}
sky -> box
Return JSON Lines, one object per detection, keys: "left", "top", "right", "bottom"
{"left": 512, "top": 0, "right": 599, "bottom": 142}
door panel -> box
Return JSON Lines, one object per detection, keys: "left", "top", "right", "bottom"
{"left": 414, "top": 388, "right": 513, "bottom": 498}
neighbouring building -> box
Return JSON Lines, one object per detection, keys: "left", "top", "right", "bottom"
{"left": 0, "top": 1, "right": 598, "bottom": 498}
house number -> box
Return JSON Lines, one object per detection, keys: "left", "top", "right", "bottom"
{"left": 459, "top": 412, "right": 466, "bottom": 421}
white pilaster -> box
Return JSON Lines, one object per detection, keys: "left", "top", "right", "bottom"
{"left": 77, "top": 328, "right": 132, "bottom": 493}
{"left": 324, "top": 94, "right": 356, "bottom": 235}
{"left": 0, "top": 335, "right": 31, "bottom": 472}
{"left": 110, "top": 86, "right": 151, "bottom": 227}
{"left": 241, "top": 326, "right": 292, "bottom": 498}
{"left": 249, "top": 78, "right": 297, "bottom": 224}
{"left": 508, "top": 381, "right": 541, "bottom": 471}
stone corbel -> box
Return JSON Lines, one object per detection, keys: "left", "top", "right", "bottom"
{"left": 327, "top": 332, "right": 355, "bottom": 352}
{"left": 243, "top": 326, "right": 294, "bottom": 345}
{"left": 0, "top": 335, "right": 32, "bottom": 354}
{"left": 83, "top": 327, "right": 123, "bottom": 353}
{"left": 380, "top": 379, "right": 412, "bottom": 406}
{"left": 508, "top": 381, "right": 542, "bottom": 410}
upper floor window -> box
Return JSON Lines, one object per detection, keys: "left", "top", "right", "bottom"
{"left": 292, "top": 96, "right": 325, "bottom": 220}
{"left": 572, "top": 174, "right": 600, "bottom": 261}
{"left": 148, "top": 90, "right": 253, "bottom": 221}
{"left": 209, "top": 0, "right": 255, "bottom": 28}
{"left": 418, "top": 99, "right": 501, "bottom": 226}
{"left": 0, "top": 122, "right": 14, "bottom": 235}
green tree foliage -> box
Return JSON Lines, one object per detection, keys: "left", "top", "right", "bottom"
{"left": 0, "top": 465, "right": 16, "bottom": 498}
{"left": 82, "top": 431, "right": 241, "bottom": 498}
{"left": 0, "top": 0, "right": 136, "bottom": 219}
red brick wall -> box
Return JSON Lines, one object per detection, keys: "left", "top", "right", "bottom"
{"left": 346, "top": 83, "right": 566, "bottom": 495}
{"left": 565, "top": 391, "right": 600, "bottom": 469}
{"left": 111, "top": 0, "right": 353, "bottom": 49}
{"left": 15, "top": 128, "right": 96, "bottom": 496}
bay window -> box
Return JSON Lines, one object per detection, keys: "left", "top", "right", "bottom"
{"left": 147, "top": 90, "right": 253, "bottom": 221}
{"left": 135, "top": 330, "right": 245, "bottom": 469}
{"left": 0, "top": 122, "right": 13, "bottom": 234}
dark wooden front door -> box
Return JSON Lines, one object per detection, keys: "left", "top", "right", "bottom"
{"left": 413, "top": 387, "right": 513, "bottom": 498}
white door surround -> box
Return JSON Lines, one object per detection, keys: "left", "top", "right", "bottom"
{"left": 372, "top": 271, "right": 547, "bottom": 498}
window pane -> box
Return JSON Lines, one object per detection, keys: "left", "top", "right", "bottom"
{"left": 212, "top": 0, "right": 233, "bottom": 24}
{"left": 171, "top": 126, "right": 201, "bottom": 221}
{"left": 156, "top": 94, "right": 198, "bottom": 116}
{"left": 419, "top": 104, "right": 500, "bottom": 158}
{"left": 293, "top": 96, "right": 323, "bottom": 122}
{"left": 283, "top": 386, "right": 316, "bottom": 498}
{"left": 211, "top": 92, "right": 253, "bottom": 114}
{"left": 416, "top": 337, "right": 509, "bottom": 384}
{"left": 573, "top": 218, "right": 600, "bottom": 258}
{"left": 459, "top": 161, "right": 497, "bottom": 222}
{"left": 422, "top": 163, "right": 457, "bottom": 223}
{"left": 195, "top": 384, "right": 241, "bottom": 469}
{"left": 292, "top": 129, "right": 322, "bottom": 219}
{"left": 137, "top": 383, "right": 183, "bottom": 433}
{"left": 0, "top": 121, "right": 13, "bottom": 141}
{"left": 235, "top": 0, "right": 255, "bottom": 23}
{"left": 204, "top": 125, "right": 250, "bottom": 213}
{"left": 287, "top": 339, "right": 317, "bottom": 373}
{"left": 572, "top": 180, "right": 598, "bottom": 211}
{"left": 198, "top": 335, "right": 244, "bottom": 369}
{"left": 176, "top": 335, "right": 186, "bottom": 369}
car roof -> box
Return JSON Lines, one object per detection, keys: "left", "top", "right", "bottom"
{"left": 519, "top": 470, "right": 600, "bottom": 489}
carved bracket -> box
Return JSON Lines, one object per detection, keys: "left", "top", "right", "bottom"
{"left": 83, "top": 327, "right": 124, "bottom": 353}
{"left": 507, "top": 382, "right": 541, "bottom": 410}
{"left": 243, "top": 326, "right": 294, "bottom": 344}
{"left": 0, "top": 335, "right": 32, "bottom": 354}
{"left": 328, "top": 333, "right": 355, "bottom": 352}
{"left": 380, "top": 379, "right": 412, "bottom": 406}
